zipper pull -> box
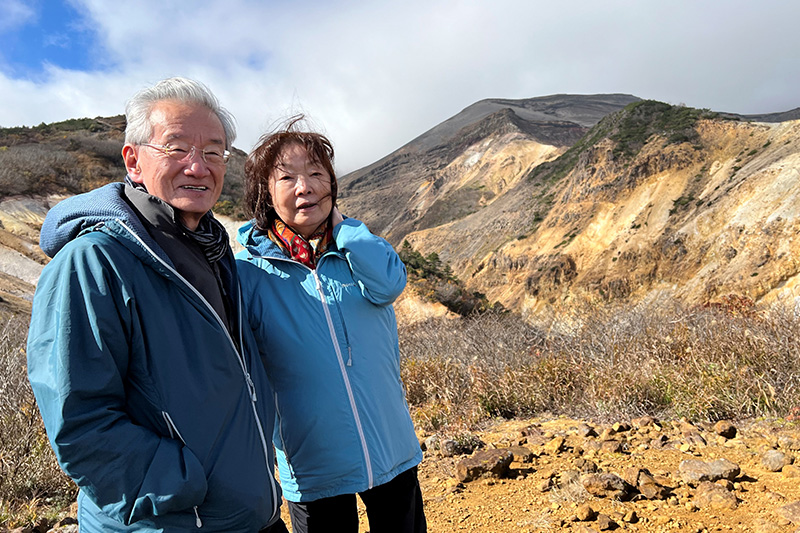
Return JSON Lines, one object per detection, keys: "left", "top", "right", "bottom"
{"left": 245, "top": 372, "right": 257, "bottom": 402}
{"left": 347, "top": 346, "right": 353, "bottom": 367}
{"left": 194, "top": 506, "right": 202, "bottom": 528}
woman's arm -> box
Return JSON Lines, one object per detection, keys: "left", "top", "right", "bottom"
{"left": 332, "top": 215, "right": 407, "bottom": 306}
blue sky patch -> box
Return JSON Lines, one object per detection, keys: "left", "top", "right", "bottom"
{"left": 0, "top": 0, "right": 101, "bottom": 78}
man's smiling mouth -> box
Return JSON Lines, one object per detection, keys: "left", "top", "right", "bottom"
{"left": 181, "top": 185, "right": 208, "bottom": 191}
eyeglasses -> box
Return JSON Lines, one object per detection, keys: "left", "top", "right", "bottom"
{"left": 140, "top": 143, "right": 231, "bottom": 165}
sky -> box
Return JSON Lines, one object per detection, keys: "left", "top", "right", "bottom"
{"left": 0, "top": 0, "right": 799, "bottom": 174}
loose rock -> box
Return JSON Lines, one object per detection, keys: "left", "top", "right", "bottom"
{"left": 581, "top": 472, "right": 633, "bottom": 500}
{"left": 678, "top": 458, "right": 740, "bottom": 484}
{"left": 575, "top": 503, "right": 596, "bottom": 521}
{"left": 544, "top": 436, "right": 565, "bottom": 455}
{"left": 693, "top": 481, "right": 739, "bottom": 510}
{"left": 783, "top": 464, "right": 800, "bottom": 478}
{"left": 506, "top": 445, "right": 535, "bottom": 463}
{"left": 595, "top": 513, "right": 616, "bottom": 531}
{"left": 713, "top": 420, "right": 738, "bottom": 439}
{"left": 456, "top": 449, "right": 513, "bottom": 482}
{"left": 762, "top": 449, "right": 793, "bottom": 472}
{"left": 777, "top": 500, "right": 800, "bottom": 525}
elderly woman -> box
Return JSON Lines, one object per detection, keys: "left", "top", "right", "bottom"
{"left": 235, "top": 118, "right": 426, "bottom": 533}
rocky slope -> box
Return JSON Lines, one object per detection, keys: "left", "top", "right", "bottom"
{"left": 3, "top": 96, "right": 800, "bottom": 321}
{"left": 339, "top": 94, "right": 640, "bottom": 244}
{"left": 0, "top": 195, "right": 246, "bottom": 319}
{"left": 339, "top": 97, "right": 800, "bottom": 317}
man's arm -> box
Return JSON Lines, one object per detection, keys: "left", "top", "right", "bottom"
{"left": 27, "top": 237, "right": 207, "bottom": 525}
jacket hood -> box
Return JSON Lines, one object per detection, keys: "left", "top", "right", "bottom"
{"left": 236, "top": 220, "right": 284, "bottom": 259}
{"left": 40, "top": 181, "right": 156, "bottom": 259}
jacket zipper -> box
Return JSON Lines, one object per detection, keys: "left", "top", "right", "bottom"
{"left": 117, "top": 221, "right": 280, "bottom": 523}
{"left": 250, "top": 249, "right": 374, "bottom": 489}
{"left": 312, "top": 270, "right": 374, "bottom": 489}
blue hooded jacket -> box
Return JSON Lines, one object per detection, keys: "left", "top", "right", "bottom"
{"left": 235, "top": 218, "right": 422, "bottom": 503}
{"left": 28, "top": 183, "right": 281, "bottom": 532}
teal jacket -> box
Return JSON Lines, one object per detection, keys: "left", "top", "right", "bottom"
{"left": 28, "top": 183, "right": 281, "bottom": 532}
{"left": 236, "top": 218, "right": 422, "bottom": 503}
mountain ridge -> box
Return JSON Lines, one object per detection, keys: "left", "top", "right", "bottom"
{"left": 1, "top": 93, "right": 799, "bottom": 318}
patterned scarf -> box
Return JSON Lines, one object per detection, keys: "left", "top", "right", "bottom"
{"left": 269, "top": 218, "right": 333, "bottom": 269}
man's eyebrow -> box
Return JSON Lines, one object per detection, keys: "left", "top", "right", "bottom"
{"left": 165, "top": 133, "right": 225, "bottom": 145}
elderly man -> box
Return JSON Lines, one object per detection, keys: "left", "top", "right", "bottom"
{"left": 27, "top": 78, "right": 287, "bottom": 533}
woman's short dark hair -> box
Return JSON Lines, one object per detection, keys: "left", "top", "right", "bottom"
{"left": 245, "top": 116, "right": 337, "bottom": 231}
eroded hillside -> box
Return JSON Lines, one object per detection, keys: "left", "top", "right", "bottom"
{"left": 465, "top": 114, "right": 800, "bottom": 314}
{"left": 341, "top": 99, "right": 800, "bottom": 316}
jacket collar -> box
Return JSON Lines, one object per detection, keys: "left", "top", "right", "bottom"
{"left": 237, "top": 220, "right": 285, "bottom": 259}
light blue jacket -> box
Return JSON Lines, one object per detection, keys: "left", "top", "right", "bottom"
{"left": 236, "top": 218, "right": 422, "bottom": 502}
{"left": 28, "top": 183, "right": 281, "bottom": 532}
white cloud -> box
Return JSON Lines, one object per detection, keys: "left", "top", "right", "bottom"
{"left": 1, "top": 0, "right": 800, "bottom": 173}
{"left": 0, "top": 0, "right": 36, "bottom": 32}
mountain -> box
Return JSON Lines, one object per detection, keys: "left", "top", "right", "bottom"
{"left": 1, "top": 94, "right": 798, "bottom": 319}
{"left": 338, "top": 96, "right": 800, "bottom": 315}
{"left": 339, "top": 94, "right": 641, "bottom": 243}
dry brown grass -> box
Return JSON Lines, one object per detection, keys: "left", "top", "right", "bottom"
{"left": 400, "top": 295, "right": 800, "bottom": 433}
{"left": 3, "top": 294, "right": 800, "bottom": 527}
{"left": 0, "top": 316, "right": 74, "bottom": 528}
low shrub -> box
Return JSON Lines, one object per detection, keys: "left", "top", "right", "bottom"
{"left": 399, "top": 296, "right": 800, "bottom": 432}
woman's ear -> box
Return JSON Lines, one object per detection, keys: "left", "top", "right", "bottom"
{"left": 122, "top": 144, "right": 144, "bottom": 182}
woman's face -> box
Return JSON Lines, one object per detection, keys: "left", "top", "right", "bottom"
{"left": 269, "top": 143, "right": 333, "bottom": 238}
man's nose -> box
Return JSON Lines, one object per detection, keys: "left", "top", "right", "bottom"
{"left": 185, "top": 158, "right": 211, "bottom": 176}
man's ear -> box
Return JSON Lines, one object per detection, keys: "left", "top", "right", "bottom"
{"left": 122, "top": 144, "right": 144, "bottom": 183}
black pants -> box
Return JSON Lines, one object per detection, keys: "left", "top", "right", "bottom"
{"left": 287, "top": 466, "right": 426, "bottom": 533}
{"left": 260, "top": 517, "right": 290, "bottom": 533}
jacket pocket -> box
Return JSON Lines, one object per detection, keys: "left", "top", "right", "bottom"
{"left": 162, "top": 412, "right": 204, "bottom": 528}
{"left": 273, "top": 394, "right": 296, "bottom": 479}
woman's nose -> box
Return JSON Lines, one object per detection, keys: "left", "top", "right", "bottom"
{"left": 295, "top": 175, "right": 312, "bottom": 193}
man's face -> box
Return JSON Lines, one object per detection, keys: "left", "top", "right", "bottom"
{"left": 123, "top": 100, "right": 226, "bottom": 230}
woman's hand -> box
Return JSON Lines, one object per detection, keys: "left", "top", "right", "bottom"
{"left": 331, "top": 206, "right": 344, "bottom": 227}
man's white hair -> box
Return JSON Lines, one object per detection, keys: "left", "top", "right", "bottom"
{"left": 124, "top": 77, "right": 236, "bottom": 148}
